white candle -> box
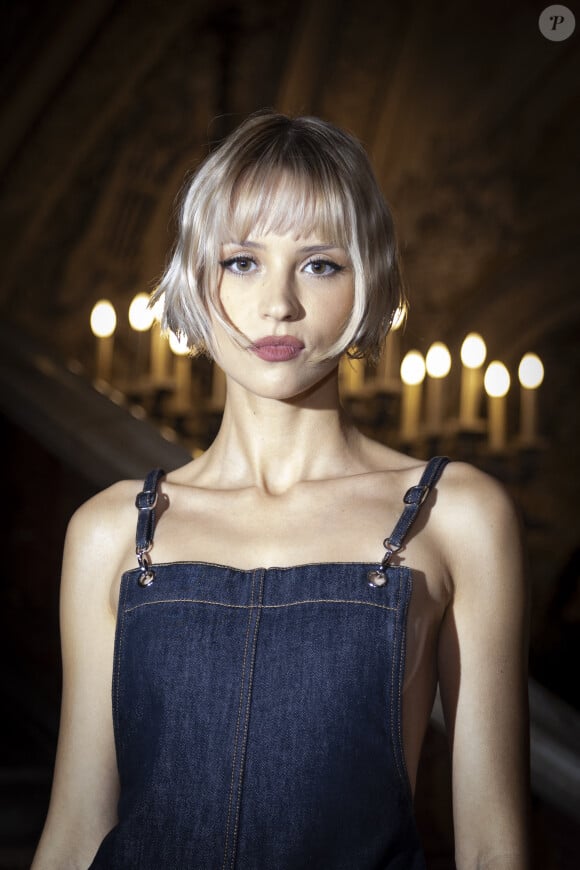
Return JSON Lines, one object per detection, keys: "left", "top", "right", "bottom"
{"left": 425, "top": 341, "right": 451, "bottom": 435}
{"left": 459, "top": 333, "right": 487, "bottom": 428}
{"left": 90, "top": 299, "right": 116, "bottom": 383}
{"left": 128, "top": 292, "right": 154, "bottom": 379}
{"left": 484, "top": 361, "right": 510, "bottom": 452}
{"left": 487, "top": 394, "right": 506, "bottom": 451}
{"left": 400, "top": 350, "right": 425, "bottom": 442}
{"left": 518, "top": 353, "right": 544, "bottom": 445}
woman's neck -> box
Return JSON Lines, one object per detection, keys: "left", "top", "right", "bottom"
{"left": 203, "top": 371, "right": 366, "bottom": 494}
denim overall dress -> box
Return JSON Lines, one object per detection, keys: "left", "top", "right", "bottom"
{"left": 89, "top": 456, "right": 450, "bottom": 869}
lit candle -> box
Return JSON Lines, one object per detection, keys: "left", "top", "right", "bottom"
{"left": 339, "top": 355, "right": 366, "bottom": 395}
{"left": 150, "top": 296, "right": 170, "bottom": 383}
{"left": 400, "top": 350, "right": 426, "bottom": 442}
{"left": 518, "top": 353, "right": 544, "bottom": 445}
{"left": 484, "top": 361, "right": 510, "bottom": 452}
{"left": 90, "top": 299, "right": 117, "bottom": 383}
{"left": 459, "top": 333, "right": 487, "bottom": 428}
{"left": 169, "top": 331, "right": 191, "bottom": 414}
{"left": 425, "top": 341, "right": 451, "bottom": 435}
{"left": 128, "top": 292, "right": 155, "bottom": 377}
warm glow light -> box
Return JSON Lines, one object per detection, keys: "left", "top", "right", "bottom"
{"left": 129, "top": 292, "right": 155, "bottom": 331}
{"left": 150, "top": 293, "right": 165, "bottom": 324}
{"left": 90, "top": 300, "right": 116, "bottom": 338}
{"left": 460, "top": 333, "right": 487, "bottom": 369}
{"left": 518, "top": 353, "right": 544, "bottom": 389}
{"left": 400, "top": 350, "right": 426, "bottom": 386}
{"left": 484, "top": 361, "right": 510, "bottom": 398}
{"left": 391, "top": 305, "right": 407, "bottom": 331}
{"left": 425, "top": 342, "right": 451, "bottom": 378}
{"left": 169, "top": 331, "right": 189, "bottom": 356}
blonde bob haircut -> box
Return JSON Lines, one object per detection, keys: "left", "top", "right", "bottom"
{"left": 154, "top": 111, "right": 406, "bottom": 363}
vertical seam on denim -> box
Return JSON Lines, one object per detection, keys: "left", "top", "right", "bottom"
{"left": 389, "top": 570, "right": 406, "bottom": 788}
{"left": 222, "top": 572, "right": 255, "bottom": 870}
{"left": 398, "top": 572, "right": 416, "bottom": 807}
{"left": 229, "top": 569, "right": 264, "bottom": 869}
{"left": 391, "top": 570, "right": 415, "bottom": 804}
{"left": 113, "top": 573, "right": 130, "bottom": 760}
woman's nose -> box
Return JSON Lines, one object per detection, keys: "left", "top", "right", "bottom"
{"left": 258, "top": 271, "right": 304, "bottom": 321}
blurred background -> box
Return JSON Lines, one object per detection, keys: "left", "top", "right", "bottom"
{"left": 0, "top": 0, "right": 579, "bottom": 867}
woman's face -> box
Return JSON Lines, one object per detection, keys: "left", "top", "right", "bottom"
{"left": 211, "top": 230, "right": 355, "bottom": 401}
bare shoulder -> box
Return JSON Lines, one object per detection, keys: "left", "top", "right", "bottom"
{"left": 437, "top": 460, "right": 518, "bottom": 521}
{"left": 433, "top": 461, "right": 523, "bottom": 592}
{"left": 68, "top": 478, "right": 141, "bottom": 544}
{"left": 63, "top": 479, "right": 144, "bottom": 612}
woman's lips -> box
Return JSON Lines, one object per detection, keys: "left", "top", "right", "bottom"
{"left": 251, "top": 336, "right": 305, "bottom": 362}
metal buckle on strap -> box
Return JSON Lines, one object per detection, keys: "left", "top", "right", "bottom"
{"left": 135, "top": 489, "right": 158, "bottom": 511}
{"left": 368, "top": 541, "right": 400, "bottom": 587}
{"left": 137, "top": 549, "right": 155, "bottom": 587}
{"left": 403, "top": 484, "right": 429, "bottom": 506}
{"left": 381, "top": 537, "right": 401, "bottom": 556}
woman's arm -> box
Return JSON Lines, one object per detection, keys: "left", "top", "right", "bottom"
{"left": 32, "top": 485, "right": 134, "bottom": 869}
{"left": 437, "top": 464, "right": 530, "bottom": 870}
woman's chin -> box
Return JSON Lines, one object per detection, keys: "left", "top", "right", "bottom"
{"left": 226, "top": 365, "right": 339, "bottom": 406}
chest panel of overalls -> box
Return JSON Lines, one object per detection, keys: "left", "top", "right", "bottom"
{"left": 105, "top": 562, "right": 421, "bottom": 869}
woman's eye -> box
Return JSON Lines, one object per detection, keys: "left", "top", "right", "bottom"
{"left": 220, "top": 256, "right": 257, "bottom": 274}
{"left": 304, "top": 259, "right": 344, "bottom": 276}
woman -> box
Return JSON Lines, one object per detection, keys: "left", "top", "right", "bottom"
{"left": 32, "top": 112, "right": 529, "bottom": 868}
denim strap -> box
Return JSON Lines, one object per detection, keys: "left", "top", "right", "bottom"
{"left": 368, "top": 456, "right": 450, "bottom": 585}
{"left": 387, "top": 456, "right": 450, "bottom": 551}
{"left": 135, "top": 459, "right": 450, "bottom": 587}
{"left": 135, "top": 468, "right": 166, "bottom": 555}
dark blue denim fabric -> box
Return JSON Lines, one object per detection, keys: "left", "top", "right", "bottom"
{"left": 89, "top": 560, "right": 426, "bottom": 869}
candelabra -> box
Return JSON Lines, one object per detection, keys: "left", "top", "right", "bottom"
{"left": 88, "top": 295, "right": 546, "bottom": 473}
{"left": 340, "top": 326, "right": 545, "bottom": 487}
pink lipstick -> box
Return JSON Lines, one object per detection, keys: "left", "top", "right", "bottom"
{"left": 251, "top": 335, "right": 305, "bottom": 362}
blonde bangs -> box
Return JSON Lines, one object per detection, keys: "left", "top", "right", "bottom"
{"left": 224, "top": 167, "right": 354, "bottom": 247}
